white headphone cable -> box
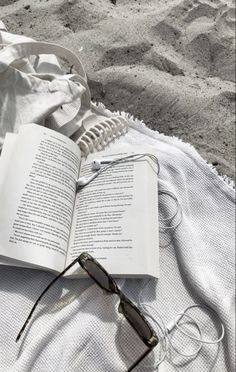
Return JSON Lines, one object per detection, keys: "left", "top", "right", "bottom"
{"left": 76, "top": 153, "right": 160, "bottom": 189}
{"left": 118, "top": 280, "right": 225, "bottom": 369}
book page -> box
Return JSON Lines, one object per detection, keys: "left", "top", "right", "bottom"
{"left": 0, "top": 124, "right": 80, "bottom": 272}
{"left": 66, "top": 147, "right": 159, "bottom": 278}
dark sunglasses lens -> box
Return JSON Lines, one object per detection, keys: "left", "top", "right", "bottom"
{"left": 83, "top": 259, "right": 111, "bottom": 291}
{"left": 121, "top": 301, "right": 152, "bottom": 341}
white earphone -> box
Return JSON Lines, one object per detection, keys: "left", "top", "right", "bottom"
{"left": 76, "top": 158, "right": 115, "bottom": 189}
{"left": 76, "top": 153, "right": 160, "bottom": 190}
{"left": 91, "top": 158, "right": 114, "bottom": 171}
{"left": 76, "top": 173, "right": 99, "bottom": 187}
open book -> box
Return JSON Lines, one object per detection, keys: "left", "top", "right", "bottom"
{"left": 0, "top": 124, "right": 159, "bottom": 278}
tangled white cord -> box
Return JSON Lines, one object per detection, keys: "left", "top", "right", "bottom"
{"left": 138, "top": 297, "right": 224, "bottom": 369}
{"left": 158, "top": 189, "right": 183, "bottom": 230}
{"left": 119, "top": 298, "right": 225, "bottom": 370}
{"left": 118, "top": 271, "right": 225, "bottom": 370}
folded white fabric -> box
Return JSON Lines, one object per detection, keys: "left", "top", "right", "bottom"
{"left": 0, "top": 26, "right": 91, "bottom": 147}
{"left": 0, "top": 25, "right": 235, "bottom": 372}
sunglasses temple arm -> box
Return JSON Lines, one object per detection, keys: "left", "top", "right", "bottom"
{"left": 16, "top": 257, "right": 79, "bottom": 343}
{"left": 127, "top": 347, "right": 153, "bottom": 372}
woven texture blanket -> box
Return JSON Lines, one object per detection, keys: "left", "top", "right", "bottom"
{"left": 0, "top": 119, "right": 235, "bottom": 372}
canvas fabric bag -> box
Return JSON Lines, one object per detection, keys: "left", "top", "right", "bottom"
{"left": 0, "top": 23, "right": 92, "bottom": 151}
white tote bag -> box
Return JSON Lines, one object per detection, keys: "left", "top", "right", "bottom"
{"left": 0, "top": 24, "right": 91, "bottom": 150}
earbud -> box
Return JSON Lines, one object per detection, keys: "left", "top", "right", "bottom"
{"left": 77, "top": 153, "right": 160, "bottom": 190}
{"left": 166, "top": 314, "right": 183, "bottom": 333}
{"left": 76, "top": 173, "right": 98, "bottom": 188}
{"left": 91, "top": 159, "right": 113, "bottom": 171}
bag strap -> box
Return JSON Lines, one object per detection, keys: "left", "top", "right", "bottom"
{"left": 0, "top": 41, "right": 86, "bottom": 78}
{"left": 0, "top": 21, "right": 7, "bottom": 31}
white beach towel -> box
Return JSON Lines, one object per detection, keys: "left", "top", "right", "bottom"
{"left": 0, "top": 27, "right": 235, "bottom": 372}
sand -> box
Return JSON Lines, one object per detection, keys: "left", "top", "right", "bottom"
{"left": 0, "top": 0, "right": 235, "bottom": 179}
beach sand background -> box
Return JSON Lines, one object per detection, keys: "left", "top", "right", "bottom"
{"left": 0, "top": 0, "right": 235, "bottom": 179}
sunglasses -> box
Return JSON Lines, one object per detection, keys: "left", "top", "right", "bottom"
{"left": 16, "top": 252, "right": 158, "bottom": 371}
